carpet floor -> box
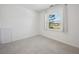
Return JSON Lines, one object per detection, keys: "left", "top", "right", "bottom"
{"left": 0, "top": 35, "right": 79, "bottom": 54}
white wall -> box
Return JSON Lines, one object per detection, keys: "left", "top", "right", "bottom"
{"left": 0, "top": 5, "right": 40, "bottom": 43}
{"left": 0, "top": 4, "right": 79, "bottom": 48}
{"left": 40, "top": 4, "right": 79, "bottom": 48}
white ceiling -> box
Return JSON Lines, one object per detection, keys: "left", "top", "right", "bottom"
{"left": 21, "top": 4, "right": 51, "bottom": 12}
{"left": 0, "top": 4, "right": 51, "bottom": 12}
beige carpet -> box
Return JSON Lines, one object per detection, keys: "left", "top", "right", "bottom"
{"left": 0, "top": 35, "right": 79, "bottom": 54}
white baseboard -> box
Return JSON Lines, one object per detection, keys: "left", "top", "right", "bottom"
{"left": 42, "top": 34, "right": 79, "bottom": 48}
{"left": 1, "top": 34, "right": 40, "bottom": 44}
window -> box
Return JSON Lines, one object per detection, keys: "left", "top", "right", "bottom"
{"left": 45, "top": 5, "right": 65, "bottom": 32}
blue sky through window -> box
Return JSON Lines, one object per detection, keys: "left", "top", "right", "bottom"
{"left": 49, "top": 10, "right": 61, "bottom": 23}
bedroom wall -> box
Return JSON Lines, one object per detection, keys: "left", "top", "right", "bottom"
{"left": 0, "top": 5, "right": 40, "bottom": 43}
{"left": 40, "top": 4, "right": 79, "bottom": 48}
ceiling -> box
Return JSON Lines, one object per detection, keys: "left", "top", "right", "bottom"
{"left": 21, "top": 4, "right": 51, "bottom": 12}
{"left": 0, "top": 4, "right": 52, "bottom": 12}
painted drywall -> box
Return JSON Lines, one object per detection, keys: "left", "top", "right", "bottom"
{"left": 40, "top": 4, "right": 79, "bottom": 48}
{"left": 0, "top": 5, "right": 40, "bottom": 43}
